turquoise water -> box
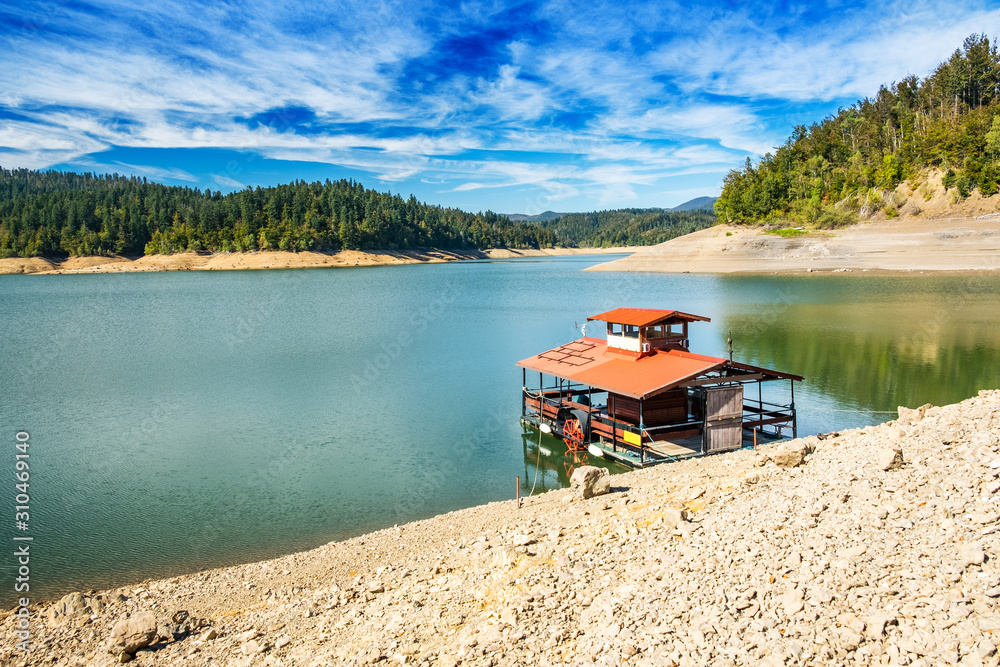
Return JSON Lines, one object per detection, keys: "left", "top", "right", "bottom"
{"left": 2, "top": 257, "right": 1000, "bottom": 606}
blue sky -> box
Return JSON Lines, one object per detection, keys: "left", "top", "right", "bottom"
{"left": 1, "top": 0, "right": 997, "bottom": 214}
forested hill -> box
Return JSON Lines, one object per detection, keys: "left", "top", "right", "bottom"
{"left": 715, "top": 34, "right": 1000, "bottom": 226}
{"left": 0, "top": 168, "right": 558, "bottom": 258}
{"left": 538, "top": 208, "right": 715, "bottom": 246}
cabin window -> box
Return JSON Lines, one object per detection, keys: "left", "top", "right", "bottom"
{"left": 607, "top": 323, "right": 639, "bottom": 337}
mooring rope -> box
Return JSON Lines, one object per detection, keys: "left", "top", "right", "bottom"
{"left": 528, "top": 433, "right": 543, "bottom": 498}
{"left": 802, "top": 406, "right": 899, "bottom": 414}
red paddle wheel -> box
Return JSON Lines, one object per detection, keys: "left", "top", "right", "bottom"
{"left": 562, "top": 417, "right": 585, "bottom": 452}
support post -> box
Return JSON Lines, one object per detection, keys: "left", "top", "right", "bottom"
{"left": 639, "top": 398, "right": 645, "bottom": 465}
{"left": 611, "top": 394, "right": 617, "bottom": 453}
{"left": 587, "top": 385, "right": 593, "bottom": 444}
{"left": 701, "top": 391, "right": 708, "bottom": 455}
{"left": 516, "top": 476, "right": 520, "bottom": 508}
{"left": 539, "top": 372, "right": 544, "bottom": 421}
{"left": 791, "top": 380, "right": 797, "bottom": 439}
{"left": 521, "top": 368, "right": 526, "bottom": 418}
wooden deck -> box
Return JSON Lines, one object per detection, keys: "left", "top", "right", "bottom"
{"left": 586, "top": 428, "right": 786, "bottom": 468}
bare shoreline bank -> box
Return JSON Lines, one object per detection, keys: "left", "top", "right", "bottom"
{"left": 4, "top": 390, "right": 999, "bottom": 666}
{"left": 0, "top": 246, "right": 637, "bottom": 276}
{"left": 587, "top": 216, "right": 1000, "bottom": 275}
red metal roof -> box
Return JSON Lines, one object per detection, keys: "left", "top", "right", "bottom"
{"left": 517, "top": 337, "right": 727, "bottom": 399}
{"left": 587, "top": 308, "right": 710, "bottom": 327}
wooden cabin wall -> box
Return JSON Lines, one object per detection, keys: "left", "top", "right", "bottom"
{"left": 610, "top": 389, "right": 687, "bottom": 426}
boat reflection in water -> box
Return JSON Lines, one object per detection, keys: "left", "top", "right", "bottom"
{"left": 519, "top": 425, "right": 628, "bottom": 498}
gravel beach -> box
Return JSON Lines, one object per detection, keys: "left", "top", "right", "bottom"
{"left": 4, "top": 390, "right": 1000, "bottom": 667}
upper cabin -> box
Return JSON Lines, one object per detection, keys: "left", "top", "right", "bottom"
{"left": 588, "top": 308, "right": 709, "bottom": 356}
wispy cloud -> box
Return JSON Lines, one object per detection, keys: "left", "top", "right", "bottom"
{"left": 0, "top": 0, "right": 990, "bottom": 211}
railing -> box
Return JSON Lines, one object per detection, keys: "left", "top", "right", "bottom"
{"left": 741, "top": 397, "right": 795, "bottom": 436}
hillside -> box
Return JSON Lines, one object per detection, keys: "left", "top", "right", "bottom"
{"left": 5, "top": 391, "right": 999, "bottom": 666}
{"left": 505, "top": 197, "right": 717, "bottom": 222}
{"left": 536, "top": 207, "right": 715, "bottom": 247}
{"left": 0, "top": 168, "right": 558, "bottom": 259}
{"left": 503, "top": 211, "right": 569, "bottom": 222}
{"left": 715, "top": 34, "right": 1000, "bottom": 227}
{"left": 587, "top": 215, "right": 1000, "bottom": 275}
{"left": 671, "top": 196, "right": 717, "bottom": 212}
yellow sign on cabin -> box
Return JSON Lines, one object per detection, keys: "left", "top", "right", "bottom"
{"left": 623, "top": 430, "right": 642, "bottom": 446}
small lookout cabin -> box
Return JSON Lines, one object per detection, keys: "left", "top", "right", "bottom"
{"left": 517, "top": 307, "right": 803, "bottom": 467}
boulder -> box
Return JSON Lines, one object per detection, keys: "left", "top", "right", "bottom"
{"left": 48, "top": 591, "right": 89, "bottom": 625}
{"left": 878, "top": 446, "right": 904, "bottom": 471}
{"left": 108, "top": 611, "right": 158, "bottom": 655}
{"left": 570, "top": 466, "right": 611, "bottom": 499}
{"left": 773, "top": 442, "right": 811, "bottom": 469}
{"left": 897, "top": 403, "right": 933, "bottom": 423}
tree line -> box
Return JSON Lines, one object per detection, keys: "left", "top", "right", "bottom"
{"left": 538, "top": 208, "right": 715, "bottom": 246}
{"left": 0, "top": 168, "right": 558, "bottom": 258}
{"left": 715, "top": 34, "right": 1000, "bottom": 226}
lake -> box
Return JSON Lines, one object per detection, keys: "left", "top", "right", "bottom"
{"left": 2, "top": 256, "right": 1000, "bottom": 606}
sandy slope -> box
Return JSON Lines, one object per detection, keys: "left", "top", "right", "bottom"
{"left": 587, "top": 216, "right": 1000, "bottom": 274}
{"left": 0, "top": 247, "right": 637, "bottom": 275}
{"left": 0, "top": 250, "right": 483, "bottom": 275}
{"left": 484, "top": 247, "right": 638, "bottom": 259}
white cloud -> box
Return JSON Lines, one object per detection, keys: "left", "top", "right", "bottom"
{"left": 0, "top": 0, "right": 993, "bottom": 210}
{"left": 212, "top": 174, "right": 244, "bottom": 188}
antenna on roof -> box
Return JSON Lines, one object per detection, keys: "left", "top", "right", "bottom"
{"left": 728, "top": 330, "right": 733, "bottom": 362}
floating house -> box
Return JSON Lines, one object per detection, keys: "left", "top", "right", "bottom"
{"left": 517, "top": 308, "right": 802, "bottom": 467}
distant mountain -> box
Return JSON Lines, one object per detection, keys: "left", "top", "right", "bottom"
{"left": 503, "top": 211, "right": 569, "bottom": 222}
{"left": 504, "top": 197, "right": 716, "bottom": 221}
{"left": 670, "top": 196, "right": 717, "bottom": 212}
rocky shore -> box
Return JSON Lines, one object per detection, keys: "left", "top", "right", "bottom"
{"left": 4, "top": 391, "right": 1000, "bottom": 667}
{"left": 587, "top": 217, "right": 1000, "bottom": 274}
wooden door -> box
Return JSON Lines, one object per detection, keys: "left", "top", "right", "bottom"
{"left": 704, "top": 386, "right": 743, "bottom": 453}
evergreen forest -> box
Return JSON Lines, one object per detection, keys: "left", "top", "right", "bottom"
{"left": 538, "top": 208, "right": 714, "bottom": 247}
{"left": 0, "top": 167, "right": 716, "bottom": 258}
{"left": 0, "top": 169, "right": 558, "bottom": 258}
{"left": 715, "top": 34, "right": 1000, "bottom": 226}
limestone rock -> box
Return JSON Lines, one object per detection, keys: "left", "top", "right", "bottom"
{"left": 865, "top": 611, "right": 896, "bottom": 639}
{"left": 570, "top": 466, "right": 611, "bottom": 499}
{"left": 897, "top": 403, "right": 932, "bottom": 423}
{"left": 773, "top": 441, "right": 811, "bottom": 469}
{"left": 662, "top": 506, "right": 689, "bottom": 529}
{"left": 878, "top": 446, "right": 904, "bottom": 471}
{"left": 781, "top": 587, "right": 804, "bottom": 616}
{"left": 512, "top": 533, "right": 534, "bottom": 547}
{"left": 241, "top": 639, "right": 267, "bottom": 655}
{"left": 107, "top": 611, "right": 157, "bottom": 655}
{"left": 48, "top": 592, "right": 89, "bottom": 625}
{"left": 960, "top": 543, "right": 986, "bottom": 568}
